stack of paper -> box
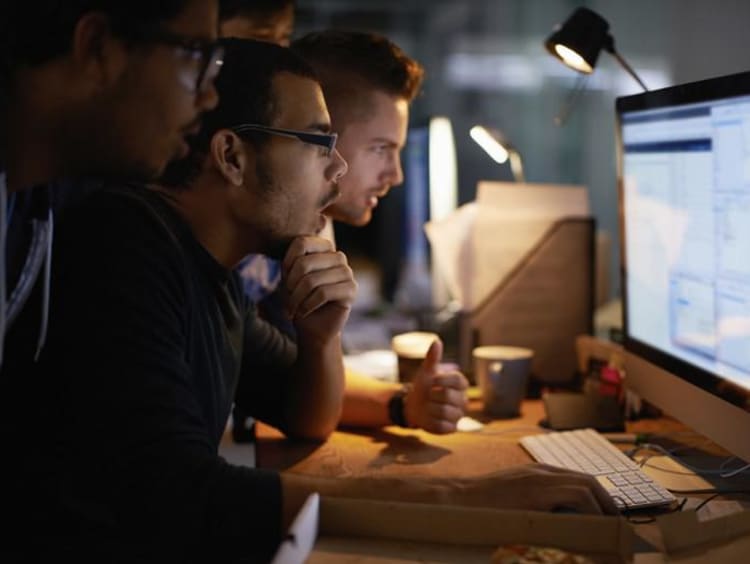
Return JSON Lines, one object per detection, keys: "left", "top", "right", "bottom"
{"left": 425, "top": 182, "right": 590, "bottom": 312}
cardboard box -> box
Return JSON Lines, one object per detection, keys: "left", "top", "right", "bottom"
{"left": 633, "top": 509, "right": 750, "bottom": 564}
{"left": 274, "top": 495, "right": 634, "bottom": 563}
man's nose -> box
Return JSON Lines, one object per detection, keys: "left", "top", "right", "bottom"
{"left": 327, "top": 148, "right": 348, "bottom": 182}
{"left": 382, "top": 152, "right": 403, "bottom": 187}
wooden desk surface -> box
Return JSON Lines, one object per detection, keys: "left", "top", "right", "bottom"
{"left": 253, "top": 398, "right": 695, "bottom": 478}
{"left": 257, "top": 401, "right": 539, "bottom": 477}
{"left": 221, "top": 396, "right": 749, "bottom": 561}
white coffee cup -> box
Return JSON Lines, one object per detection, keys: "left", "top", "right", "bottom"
{"left": 473, "top": 345, "right": 533, "bottom": 418}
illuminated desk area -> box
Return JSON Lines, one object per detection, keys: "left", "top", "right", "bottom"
{"left": 219, "top": 394, "right": 750, "bottom": 562}
{"left": 253, "top": 397, "right": 689, "bottom": 479}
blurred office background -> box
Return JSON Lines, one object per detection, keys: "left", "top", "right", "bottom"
{"left": 293, "top": 0, "right": 750, "bottom": 305}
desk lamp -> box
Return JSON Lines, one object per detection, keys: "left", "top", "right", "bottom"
{"left": 470, "top": 125, "right": 526, "bottom": 183}
{"left": 545, "top": 7, "right": 648, "bottom": 125}
{"left": 545, "top": 7, "right": 648, "bottom": 92}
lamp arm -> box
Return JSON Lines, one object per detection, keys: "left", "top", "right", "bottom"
{"left": 602, "top": 33, "right": 648, "bottom": 92}
{"left": 610, "top": 49, "right": 649, "bottom": 92}
{"left": 508, "top": 150, "right": 526, "bottom": 183}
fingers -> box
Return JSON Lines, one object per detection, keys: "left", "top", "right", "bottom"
{"left": 406, "top": 358, "right": 470, "bottom": 434}
{"left": 583, "top": 477, "right": 619, "bottom": 515}
{"left": 285, "top": 250, "right": 348, "bottom": 291}
{"left": 280, "top": 236, "right": 356, "bottom": 320}
{"left": 545, "top": 485, "right": 605, "bottom": 515}
{"left": 292, "top": 280, "right": 356, "bottom": 320}
{"left": 417, "top": 383, "right": 468, "bottom": 434}
{"left": 428, "top": 385, "right": 467, "bottom": 409}
{"left": 416, "top": 339, "right": 443, "bottom": 379}
{"left": 431, "top": 372, "right": 469, "bottom": 391}
{"left": 526, "top": 464, "right": 619, "bottom": 515}
{"left": 281, "top": 236, "right": 335, "bottom": 274}
{"left": 411, "top": 339, "right": 444, "bottom": 390}
{"left": 427, "top": 401, "right": 464, "bottom": 424}
{"left": 286, "top": 266, "right": 356, "bottom": 319}
{"left": 423, "top": 419, "right": 459, "bottom": 434}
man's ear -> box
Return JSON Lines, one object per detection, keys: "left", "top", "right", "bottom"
{"left": 69, "top": 12, "right": 127, "bottom": 87}
{"left": 209, "top": 131, "right": 248, "bottom": 187}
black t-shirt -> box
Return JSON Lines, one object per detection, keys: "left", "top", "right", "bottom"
{"left": 1, "top": 185, "right": 294, "bottom": 562}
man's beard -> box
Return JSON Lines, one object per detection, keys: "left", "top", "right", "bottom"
{"left": 319, "top": 182, "right": 341, "bottom": 209}
{"left": 255, "top": 157, "right": 293, "bottom": 260}
{"left": 253, "top": 158, "right": 340, "bottom": 259}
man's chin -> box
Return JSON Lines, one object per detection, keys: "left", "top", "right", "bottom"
{"left": 328, "top": 206, "right": 371, "bottom": 227}
{"left": 350, "top": 210, "right": 372, "bottom": 227}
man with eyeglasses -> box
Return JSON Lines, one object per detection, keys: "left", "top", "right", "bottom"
{"left": 218, "top": 9, "right": 470, "bottom": 442}
{"left": 0, "top": 0, "right": 223, "bottom": 371}
{"left": 0, "top": 0, "right": 223, "bottom": 559}
{"left": 2, "top": 38, "right": 349, "bottom": 561}
{"left": 6, "top": 37, "right": 616, "bottom": 561}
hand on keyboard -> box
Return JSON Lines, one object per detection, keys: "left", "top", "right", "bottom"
{"left": 520, "top": 429, "right": 677, "bottom": 511}
{"left": 452, "top": 464, "right": 619, "bottom": 515}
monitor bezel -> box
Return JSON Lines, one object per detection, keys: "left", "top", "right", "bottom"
{"left": 616, "top": 69, "right": 750, "bottom": 416}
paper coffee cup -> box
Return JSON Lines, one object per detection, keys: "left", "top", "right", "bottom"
{"left": 391, "top": 331, "right": 439, "bottom": 383}
{"left": 473, "top": 345, "right": 533, "bottom": 418}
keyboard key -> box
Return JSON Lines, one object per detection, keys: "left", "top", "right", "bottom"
{"left": 607, "top": 475, "right": 628, "bottom": 487}
{"left": 624, "top": 472, "right": 646, "bottom": 485}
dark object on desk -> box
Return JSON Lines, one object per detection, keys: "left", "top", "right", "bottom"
{"left": 540, "top": 392, "right": 625, "bottom": 432}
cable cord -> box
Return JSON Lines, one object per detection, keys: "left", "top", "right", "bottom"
{"left": 627, "top": 443, "right": 750, "bottom": 478}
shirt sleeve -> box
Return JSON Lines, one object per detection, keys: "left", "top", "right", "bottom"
{"left": 234, "top": 300, "right": 299, "bottom": 430}
{"left": 43, "top": 189, "right": 282, "bottom": 562}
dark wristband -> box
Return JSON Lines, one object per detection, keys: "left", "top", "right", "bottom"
{"left": 388, "top": 384, "right": 413, "bottom": 428}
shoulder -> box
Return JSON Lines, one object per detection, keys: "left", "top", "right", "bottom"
{"left": 50, "top": 185, "right": 193, "bottom": 320}
{"left": 59, "top": 184, "right": 184, "bottom": 250}
{"left": 53, "top": 184, "right": 194, "bottom": 295}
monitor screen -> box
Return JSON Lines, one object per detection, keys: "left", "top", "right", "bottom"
{"left": 617, "top": 71, "right": 750, "bottom": 462}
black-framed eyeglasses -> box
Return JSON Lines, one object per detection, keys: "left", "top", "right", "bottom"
{"left": 124, "top": 28, "right": 224, "bottom": 94}
{"left": 230, "top": 124, "right": 338, "bottom": 157}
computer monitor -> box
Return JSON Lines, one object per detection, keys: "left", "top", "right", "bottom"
{"left": 616, "top": 70, "right": 750, "bottom": 463}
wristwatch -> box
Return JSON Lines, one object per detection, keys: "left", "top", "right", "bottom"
{"left": 387, "top": 384, "right": 413, "bottom": 428}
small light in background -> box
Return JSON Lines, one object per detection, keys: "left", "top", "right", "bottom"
{"left": 470, "top": 125, "right": 509, "bottom": 164}
{"left": 428, "top": 116, "right": 459, "bottom": 309}
{"left": 428, "top": 116, "right": 458, "bottom": 222}
{"left": 470, "top": 125, "right": 525, "bottom": 183}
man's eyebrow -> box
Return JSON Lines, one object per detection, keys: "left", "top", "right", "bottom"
{"left": 306, "top": 122, "right": 332, "bottom": 133}
{"left": 369, "top": 137, "right": 400, "bottom": 147}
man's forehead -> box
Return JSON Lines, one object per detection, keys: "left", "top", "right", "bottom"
{"left": 272, "top": 72, "right": 330, "bottom": 128}
{"left": 342, "top": 94, "right": 409, "bottom": 143}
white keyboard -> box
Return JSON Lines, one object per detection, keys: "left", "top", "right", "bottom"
{"left": 520, "top": 428, "right": 676, "bottom": 511}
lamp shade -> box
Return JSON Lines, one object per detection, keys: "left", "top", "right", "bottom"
{"left": 545, "top": 7, "right": 612, "bottom": 74}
